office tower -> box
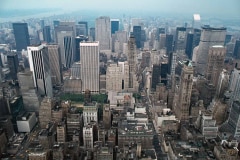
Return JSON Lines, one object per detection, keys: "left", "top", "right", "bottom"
{"left": 127, "top": 34, "right": 138, "bottom": 90}
{"left": 224, "top": 34, "right": 232, "bottom": 45}
{"left": 80, "top": 42, "right": 99, "bottom": 93}
{"left": 165, "top": 34, "right": 174, "bottom": 56}
{"left": 70, "top": 62, "right": 81, "bottom": 79}
{"left": 43, "top": 26, "right": 51, "bottom": 43}
{"left": 67, "top": 112, "right": 82, "bottom": 141}
{"left": 216, "top": 69, "right": 229, "bottom": 98}
{"left": 40, "top": 19, "right": 45, "bottom": 29}
{"left": 0, "top": 116, "right": 14, "bottom": 139}
{"left": 192, "top": 14, "right": 201, "bottom": 29}
{"left": 175, "top": 61, "right": 193, "bottom": 121}
{"left": 89, "top": 27, "right": 95, "bottom": 41}
{"left": 27, "top": 44, "right": 53, "bottom": 97}
{"left": 95, "top": 16, "right": 111, "bottom": 50}
{"left": 103, "top": 104, "right": 111, "bottom": 129}
{"left": 53, "top": 20, "right": 60, "bottom": 27}
{"left": 133, "top": 26, "right": 141, "bottom": 48}
{"left": 155, "top": 28, "right": 165, "bottom": 40}
{"left": 174, "top": 27, "right": 186, "bottom": 52}
{"left": 7, "top": 53, "right": 19, "bottom": 80}
{"left": 111, "top": 19, "right": 119, "bottom": 35}
{"left": 229, "top": 67, "right": 240, "bottom": 103}
{"left": 83, "top": 103, "right": 98, "bottom": 126}
{"left": 77, "top": 21, "right": 88, "bottom": 36}
{"left": 12, "top": 23, "right": 30, "bottom": 51}
{"left": 83, "top": 125, "right": 93, "bottom": 150}
{"left": 106, "top": 63, "right": 122, "bottom": 92}
{"left": 205, "top": 46, "right": 226, "bottom": 87}
{"left": 39, "top": 98, "right": 54, "bottom": 129}
{"left": 159, "top": 34, "right": 166, "bottom": 50}
{"left": 47, "top": 44, "right": 62, "bottom": 86}
{"left": 192, "top": 28, "right": 201, "bottom": 49}
{"left": 114, "top": 31, "right": 128, "bottom": 53}
{"left": 160, "top": 62, "right": 168, "bottom": 85}
{"left": 194, "top": 26, "right": 226, "bottom": 75}
{"left": 233, "top": 39, "right": 240, "bottom": 59}
{"left": 75, "top": 35, "right": 88, "bottom": 61}
{"left": 55, "top": 25, "right": 75, "bottom": 68}
{"left": 151, "top": 64, "right": 161, "bottom": 90}
{"left": 185, "top": 32, "right": 194, "bottom": 59}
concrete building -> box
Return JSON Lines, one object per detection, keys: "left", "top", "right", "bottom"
{"left": 83, "top": 103, "right": 98, "bottom": 126}
{"left": 7, "top": 53, "right": 19, "bottom": 80}
{"left": 106, "top": 63, "right": 122, "bottom": 92}
{"left": 95, "top": 16, "right": 111, "bottom": 50}
{"left": 103, "top": 104, "right": 111, "bottom": 129}
{"left": 38, "top": 123, "right": 56, "bottom": 149}
{"left": 51, "top": 105, "right": 63, "bottom": 122}
{"left": 16, "top": 112, "right": 37, "bottom": 132}
{"left": 27, "top": 44, "right": 53, "bottom": 97}
{"left": 67, "top": 111, "right": 82, "bottom": 141}
{"left": 205, "top": 46, "right": 226, "bottom": 87}
{"left": 80, "top": 42, "right": 99, "bottom": 93}
{"left": 47, "top": 44, "right": 62, "bottom": 86}
{"left": 216, "top": 69, "right": 229, "bottom": 98}
{"left": 194, "top": 26, "right": 226, "bottom": 75}
{"left": 229, "top": 68, "right": 240, "bottom": 103}
{"left": 70, "top": 62, "right": 81, "bottom": 79}
{"left": 174, "top": 61, "right": 194, "bottom": 121}
{"left": 0, "top": 116, "right": 14, "bottom": 139}
{"left": 174, "top": 27, "right": 186, "bottom": 52}
{"left": 57, "top": 121, "right": 66, "bottom": 142}
{"left": 83, "top": 125, "right": 93, "bottom": 150}
{"left": 39, "top": 98, "right": 55, "bottom": 129}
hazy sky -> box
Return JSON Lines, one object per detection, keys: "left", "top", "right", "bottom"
{"left": 1, "top": 0, "right": 240, "bottom": 17}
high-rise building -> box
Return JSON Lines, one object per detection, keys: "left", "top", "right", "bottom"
{"left": 106, "top": 63, "right": 122, "bottom": 92}
{"left": 229, "top": 67, "right": 240, "bottom": 103}
{"left": 89, "top": 27, "right": 95, "bottom": 41}
{"left": 75, "top": 35, "right": 88, "bottom": 61}
{"left": 165, "top": 34, "right": 173, "bottom": 56}
{"left": 192, "top": 14, "right": 201, "bottom": 29}
{"left": 47, "top": 44, "right": 62, "bottom": 86}
{"left": 12, "top": 23, "right": 30, "bottom": 51}
{"left": 133, "top": 26, "right": 142, "bottom": 48}
{"left": 77, "top": 21, "right": 88, "bottom": 36}
{"left": 70, "top": 62, "right": 81, "bottom": 79}
{"left": 159, "top": 34, "right": 166, "bottom": 50}
{"left": 95, "top": 16, "right": 111, "bottom": 50}
{"left": 185, "top": 32, "right": 194, "bottom": 59}
{"left": 174, "top": 27, "right": 186, "bottom": 52}
{"left": 194, "top": 26, "right": 226, "bottom": 75}
{"left": 43, "top": 26, "right": 51, "bottom": 43}
{"left": 80, "top": 42, "right": 99, "bottom": 93}
{"left": 39, "top": 98, "right": 54, "bottom": 129}
{"left": 205, "top": 46, "right": 226, "bottom": 87}
{"left": 175, "top": 61, "right": 193, "bottom": 121}
{"left": 27, "top": 44, "right": 53, "bottom": 97}
{"left": 40, "top": 19, "right": 45, "bottom": 29}
{"left": 151, "top": 64, "right": 161, "bottom": 90}
{"left": 155, "top": 28, "right": 165, "bottom": 40}
{"left": 83, "top": 125, "right": 93, "bottom": 150}
{"left": 83, "top": 103, "right": 98, "bottom": 126}
{"left": 55, "top": 24, "right": 75, "bottom": 68}
{"left": 224, "top": 34, "right": 232, "bottom": 45}
{"left": 7, "top": 53, "right": 19, "bottom": 80}
{"left": 233, "top": 39, "right": 240, "bottom": 59}
{"left": 111, "top": 19, "right": 119, "bottom": 35}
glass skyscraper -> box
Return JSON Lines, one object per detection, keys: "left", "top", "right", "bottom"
{"left": 12, "top": 23, "right": 30, "bottom": 51}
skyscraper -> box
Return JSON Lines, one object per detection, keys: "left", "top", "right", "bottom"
{"left": 75, "top": 35, "right": 88, "bottom": 61}
{"left": 192, "top": 14, "right": 201, "bottom": 29}
{"left": 233, "top": 39, "right": 240, "bottom": 59}
{"left": 55, "top": 25, "right": 75, "bottom": 68}
{"left": 27, "top": 44, "right": 53, "bottom": 97}
{"left": 106, "top": 63, "right": 122, "bottom": 92}
{"left": 185, "top": 32, "right": 194, "bottom": 59}
{"left": 7, "top": 53, "right": 19, "bottom": 80}
{"left": 12, "top": 23, "right": 30, "bottom": 51}
{"left": 175, "top": 61, "right": 193, "bottom": 121}
{"left": 133, "top": 26, "right": 141, "bottom": 48}
{"left": 205, "top": 46, "right": 226, "bottom": 87}
{"left": 194, "top": 26, "right": 226, "bottom": 75}
{"left": 43, "top": 26, "right": 51, "bottom": 43}
{"left": 174, "top": 27, "right": 186, "bottom": 52}
{"left": 47, "top": 44, "right": 62, "bottom": 86}
{"left": 89, "top": 27, "right": 95, "bottom": 41}
{"left": 77, "top": 21, "right": 88, "bottom": 36}
{"left": 95, "top": 17, "right": 111, "bottom": 50}
{"left": 111, "top": 19, "right": 119, "bottom": 35}
{"left": 80, "top": 42, "right": 99, "bottom": 93}
{"left": 229, "top": 67, "right": 240, "bottom": 103}
{"left": 165, "top": 34, "right": 173, "bottom": 56}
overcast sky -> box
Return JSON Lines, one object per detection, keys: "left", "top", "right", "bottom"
{"left": 1, "top": 0, "right": 240, "bottom": 17}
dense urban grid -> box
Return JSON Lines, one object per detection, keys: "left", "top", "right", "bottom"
{"left": 0, "top": 5, "right": 240, "bottom": 160}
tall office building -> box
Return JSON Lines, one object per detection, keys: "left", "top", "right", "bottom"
{"left": 95, "top": 17, "right": 111, "bottom": 50}
{"left": 185, "top": 32, "right": 194, "bottom": 59}
{"left": 111, "top": 19, "right": 119, "bottom": 35}
{"left": 40, "top": 19, "right": 45, "bottom": 29}
{"left": 159, "top": 34, "right": 166, "bottom": 50}
{"left": 106, "top": 63, "right": 122, "bottom": 92}
{"left": 151, "top": 64, "right": 161, "bottom": 90}
{"left": 75, "top": 35, "right": 88, "bottom": 61}
{"left": 89, "top": 27, "right": 95, "bottom": 41}
{"left": 27, "top": 44, "right": 53, "bottom": 97}
{"left": 12, "top": 23, "right": 30, "bottom": 51}
{"left": 76, "top": 21, "right": 88, "bottom": 36}
{"left": 80, "top": 42, "right": 99, "bottom": 93}
{"left": 43, "top": 26, "right": 51, "bottom": 43}
{"left": 47, "top": 44, "right": 62, "bottom": 86}
{"left": 194, "top": 26, "right": 226, "bottom": 75}
{"left": 174, "top": 27, "right": 187, "bottom": 52}
{"left": 133, "top": 26, "right": 142, "bottom": 48}
{"left": 229, "top": 67, "right": 240, "bottom": 103}
{"left": 155, "top": 28, "right": 165, "bottom": 40}
{"left": 165, "top": 34, "right": 174, "bottom": 56}
{"left": 233, "top": 39, "right": 240, "bottom": 59}
{"left": 192, "top": 14, "right": 201, "bottom": 29}
{"left": 175, "top": 61, "right": 194, "bottom": 121}
{"left": 205, "top": 46, "right": 226, "bottom": 87}
{"left": 7, "top": 53, "right": 19, "bottom": 80}
{"left": 55, "top": 25, "right": 75, "bottom": 68}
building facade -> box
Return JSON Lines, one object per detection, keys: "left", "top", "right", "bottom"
{"left": 12, "top": 23, "right": 30, "bottom": 51}
{"left": 95, "top": 17, "right": 111, "bottom": 50}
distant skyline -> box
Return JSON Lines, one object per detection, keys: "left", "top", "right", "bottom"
{"left": 1, "top": 0, "right": 240, "bottom": 18}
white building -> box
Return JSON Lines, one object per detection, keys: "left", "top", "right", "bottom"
{"left": 83, "top": 125, "right": 93, "bottom": 150}
{"left": 27, "top": 44, "right": 53, "bottom": 97}
{"left": 80, "top": 42, "right": 99, "bottom": 93}
{"left": 83, "top": 103, "right": 98, "bottom": 126}
{"left": 17, "top": 112, "right": 37, "bottom": 132}
{"left": 106, "top": 63, "right": 122, "bottom": 92}
{"left": 95, "top": 16, "right": 111, "bottom": 50}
